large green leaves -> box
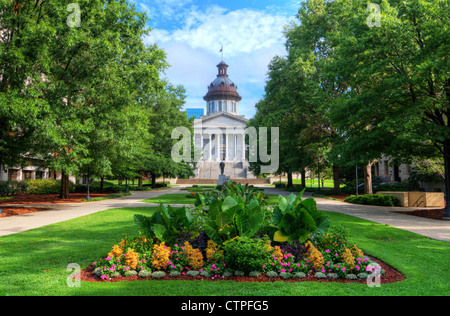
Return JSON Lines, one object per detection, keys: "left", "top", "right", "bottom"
{"left": 203, "top": 195, "right": 264, "bottom": 244}
{"left": 134, "top": 203, "right": 197, "bottom": 244}
{"left": 271, "top": 191, "right": 329, "bottom": 242}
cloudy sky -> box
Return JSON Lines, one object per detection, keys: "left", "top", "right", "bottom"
{"left": 133, "top": 0, "right": 301, "bottom": 119}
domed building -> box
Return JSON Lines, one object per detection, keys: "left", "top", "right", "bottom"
{"left": 192, "top": 61, "right": 256, "bottom": 180}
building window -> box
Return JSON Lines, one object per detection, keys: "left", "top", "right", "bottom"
{"left": 212, "top": 101, "right": 215, "bottom": 112}
{"left": 219, "top": 101, "right": 222, "bottom": 112}
{"left": 223, "top": 101, "right": 227, "bottom": 112}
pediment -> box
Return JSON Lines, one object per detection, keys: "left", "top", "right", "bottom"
{"left": 193, "top": 112, "right": 248, "bottom": 128}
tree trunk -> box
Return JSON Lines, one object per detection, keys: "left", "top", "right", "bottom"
{"left": 59, "top": 171, "right": 70, "bottom": 199}
{"left": 301, "top": 168, "right": 306, "bottom": 188}
{"left": 443, "top": 139, "right": 450, "bottom": 219}
{"left": 138, "top": 177, "right": 143, "bottom": 187}
{"left": 363, "top": 162, "right": 373, "bottom": 195}
{"left": 100, "top": 177, "right": 104, "bottom": 193}
{"left": 333, "top": 165, "right": 341, "bottom": 195}
{"left": 151, "top": 174, "right": 157, "bottom": 189}
{"left": 287, "top": 172, "right": 293, "bottom": 188}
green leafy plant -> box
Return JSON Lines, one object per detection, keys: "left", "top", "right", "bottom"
{"left": 134, "top": 204, "right": 198, "bottom": 245}
{"left": 344, "top": 194, "right": 399, "bottom": 207}
{"left": 222, "top": 236, "right": 273, "bottom": 273}
{"left": 269, "top": 190, "right": 330, "bottom": 243}
{"left": 203, "top": 195, "right": 265, "bottom": 244}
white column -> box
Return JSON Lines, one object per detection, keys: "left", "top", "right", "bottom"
{"left": 241, "top": 133, "right": 245, "bottom": 162}
{"left": 208, "top": 134, "right": 212, "bottom": 161}
{"left": 200, "top": 133, "right": 204, "bottom": 160}
{"left": 216, "top": 133, "right": 221, "bottom": 161}
{"left": 226, "top": 133, "right": 230, "bottom": 161}
{"left": 233, "top": 134, "right": 237, "bottom": 161}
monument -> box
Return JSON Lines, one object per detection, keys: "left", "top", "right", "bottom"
{"left": 217, "top": 159, "right": 230, "bottom": 186}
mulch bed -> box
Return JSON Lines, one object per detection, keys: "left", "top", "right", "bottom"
{"left": 80, "top": 255, "right": 405, "bottom": 284}
{"left": 395, "top": 209, "right": 448, "bottom": 221}
{"left": 0, "top": 207, "right": 51, "bottom": 217}
{"left": 0, "top": 193, "right": 109, "bottom": 205}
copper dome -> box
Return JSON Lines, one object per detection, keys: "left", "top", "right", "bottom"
{"left": 203, "top": 61, "right": 242, "bottom": 102}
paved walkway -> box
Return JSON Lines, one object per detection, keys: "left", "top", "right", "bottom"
{"left": 1, "top": 185, "right": 449, "bottom": 242}
{"left": 263, "top": 187, "right": 450, "bottom": 242}
{"left": 0, "top": 186, "right": 188, "bottom": 237}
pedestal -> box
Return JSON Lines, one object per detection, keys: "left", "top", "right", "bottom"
{"left": 217, "top": 175, "right": 230, "bottom": 186}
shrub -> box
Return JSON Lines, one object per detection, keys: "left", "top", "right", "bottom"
{"left": 234, "top": 270, "right": 245, "bottom": 276}
{"left": 249, "top": 271, "right": 261, "bottom": 277}
{"left": 279, "top": 272, "right": 292, "bottom": 279}
{"left": 314, "top": 272, "right": 327, "bottom": 279}
{"left": 26, "top": 179, "right": 74, "bottom": 194}
{"left": 294, "top": 272, "right": 306, "bottom": 279}
{"left": 151, "top": 271, "right": 166, "bottom": 279}
{"left": 124, "top": 270, "right": 138, "bottom": 277}
{"left": 169, "top": 271, "right": 181, "bottom": 277}
{"left": 183, "top": 241, "right": 204, "bottom": 270}
{"left": 305, "top": 241, "right": 324, "bottom": 272}
{"left": 186, "top": 270, "right": 199, "bottom": 277}
{"left": 344, "top": 194, "right": 399, "bottom": 207}
{"left": 0, "top": 181, "right": 28, "bottom": 196}
{"left": 152, "top": 242, "right": 171, "bottom": 270}
{"left": 345, "top": 274, "right": 357, "bottom": 280}
{"left": 222, "top": 236, "right": 273, "bottom": 273}
{"left": 266, "top": 271, "right": 278, "bottom": 278}
{"left": 138, "top": 270, "right": 152, "bottom": 278}
{"left": 125, "top": 249, "right": 139, "bottom": 270}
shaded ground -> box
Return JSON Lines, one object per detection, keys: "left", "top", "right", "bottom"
{"left": 0, "top": 193, "right": 109, "bottom": 205}
{"left": 395, "top": 209, "right": 448, "bottom": 221}
{"left": 0, "top": 207, "right": 51, "bottom": 217}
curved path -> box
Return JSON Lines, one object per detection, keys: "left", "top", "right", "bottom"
{"left": 1, "top": 185, "right": 449, "bottom": 242}
{"left": 264, "top": 187, "right": 450, "bottom": 242}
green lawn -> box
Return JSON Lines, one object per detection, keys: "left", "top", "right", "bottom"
{"left": 142, "top": 193, "right": 279, "bottom": 206}
{"left": 1, "top": 205, "right": 449, "bottom": 296}
{"left": 141, "top": 194, "right": 196, "bottom": 205}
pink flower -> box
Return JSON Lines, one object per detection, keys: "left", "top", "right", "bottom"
{"left": 280, "top": 269, "right": 286, "bottom": 273}
{"left": 342, "top": 268, "right": 346, "bottom": 272}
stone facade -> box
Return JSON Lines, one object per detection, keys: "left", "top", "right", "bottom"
{"left": 192, "top": 61, "right": 255, "bottom": 179}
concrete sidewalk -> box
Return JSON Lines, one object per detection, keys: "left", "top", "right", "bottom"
{"left": 262, "top": 187, "right": 450, "bottom": 242}
{"left": 0, "top": 186, "right": 187, "bottom": 237}
{"left": 1, "top": 185, "right": 449, "bottom": 242}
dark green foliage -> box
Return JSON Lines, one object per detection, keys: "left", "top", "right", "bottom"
{"left": 269, "top": 190, "right": 330, "bottom": 243}
{"left": 344, "top": 194, "right": 399, "bottom": 207}
{"left": 222, "top": 236, "right": 273, "bottom": 273}
{"left": 134, "top": 204, "right": 198, "bottom": 245}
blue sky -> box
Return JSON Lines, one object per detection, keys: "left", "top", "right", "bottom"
{"left": 133, "top": 0, "right": 301, "bottom": 119}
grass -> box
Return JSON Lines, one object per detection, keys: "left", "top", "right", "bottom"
{"left": 141, "top": 194, "right": 196, "bottom": 205}
{"left": 142, "top": 193, "right": 279, "bottom": 206}
{"left": 1, "top": 203, "right": 449, "bottom": 296}
{"left": 80, "top": 192, "right": 132, "bottom": 202}
{"left": 0, "top": 196, "right": 15, "bottom": 201}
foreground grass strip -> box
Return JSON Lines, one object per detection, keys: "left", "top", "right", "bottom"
{"left": 141, "top": 193, "right": 279, "bottom": 206}
{"left": 0, "top": 207, "right": 449, "bottom": 296}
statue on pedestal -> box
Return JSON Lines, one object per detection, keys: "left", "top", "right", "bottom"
{"left": 220, "top": 160, "right": 225, "bottom": 175}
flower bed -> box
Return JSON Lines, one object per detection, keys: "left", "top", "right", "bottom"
{"left": 84, "top": 182, "right": 405, "bottom": 284}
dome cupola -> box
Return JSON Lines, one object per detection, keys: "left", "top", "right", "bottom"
{"left": 204, "top": 61, "right": 242, "bottom": 115}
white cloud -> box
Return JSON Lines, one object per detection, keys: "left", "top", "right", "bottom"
{"left": 144, "top": 5, "right": 293, "bottom": 119}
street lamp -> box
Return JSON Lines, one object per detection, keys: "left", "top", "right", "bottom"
{"left": 86, "top": 167, "right": 91, "bottom": 201}
{"left": 355, "top": 165, "right": 359, "bottom": 197}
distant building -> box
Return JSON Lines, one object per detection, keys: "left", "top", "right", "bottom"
{"left": 192, "top": 60, "right": 256, "bottom": 180}
{"left": 186, "top": 108, "right": 204, "bottom": 120}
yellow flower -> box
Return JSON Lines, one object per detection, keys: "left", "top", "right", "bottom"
{"left": 125, "top": 249, "right": 139, "bottom": 270}
{"left": 108, "top": 245, "right": 123, "bottom": 258}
